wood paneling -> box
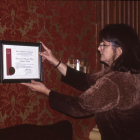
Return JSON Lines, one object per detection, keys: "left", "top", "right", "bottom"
{"left": 96, "top": 0, "right": 140, "bottom": 71}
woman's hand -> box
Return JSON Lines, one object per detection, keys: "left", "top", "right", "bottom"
{"left": 21, "top": 80, "right": 50, "bottom": 96}
{"left": 40, "top": 42, "right": 67, "bottom": 76}
{"left": 39, "top": 42, "right": 59, "bottom": 66}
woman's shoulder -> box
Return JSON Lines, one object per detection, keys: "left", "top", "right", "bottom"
{"left": 99, "top": 70, "right": 139, "bottom": 94}
{"left": 106, "top": 70, "right": 139, "bottom": 82}
{"left": 106, "top": 71, "right": 140, "bottom": 109}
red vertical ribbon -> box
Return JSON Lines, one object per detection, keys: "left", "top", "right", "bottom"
{"left": 6, "top": 49, "right": 11, "bottom": 75}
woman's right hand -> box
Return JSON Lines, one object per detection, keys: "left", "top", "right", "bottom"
{"left": 40, "top": 42, "right": 67, "bottom": 76}
{"left": 39, "top": 42, "right": 59, "bottom": 67}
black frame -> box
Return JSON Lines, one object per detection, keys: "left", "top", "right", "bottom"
{"left": 0, "top": 40, "right": 43, "bottom": 83}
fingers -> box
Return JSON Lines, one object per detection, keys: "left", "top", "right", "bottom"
{"left": 39, "top": 53, "right": 47, "bottom": 62}
{"left": 21, "top": 81, "right": 39, "bottom": 92}
{"left": 40, "top": 56, "right": 45, "bottom": 62}
{"left": 21, "top": 80, "right": 49, "bottom": 96}
{"left": 39, "top": 52, "right": 48, "bottom": 58}
{"left": 30, "top": 87, "right": 36, "bottom": 91}
{"left": 21, "top": 83, "right": 35, "bottom": 91}
{"left": 21, "top": 80, "right": 38, "bottom": 87}
{"left": 39, "top": 51, "right": 48, "bottom": 55}
{"left": 21, "top": 83, "right": 31, "bottom": 86}
{"left": 31, "top": 80, "right": 38, "bottom": 84}
{"left": 40, "top": 42, "right": 50, "bottom": 52}
{"left": 21, "top": 83, "right": 33, "bottom": 88}
{"left": 39, "top": 50, "right": 51, "bottom": 62}
{"left": 39, "top": 42, "right": 50, "bottom": 59}
{"left": 40, "top": 41, "right": 57, "bottom": 65}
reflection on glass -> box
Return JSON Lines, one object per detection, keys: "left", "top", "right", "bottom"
{"left": 67, "top": 58, "right": 90, "bottom": 73}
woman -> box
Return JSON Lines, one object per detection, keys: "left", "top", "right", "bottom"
{"left": 22, "top": 24, "right": 140, "bottom": 140}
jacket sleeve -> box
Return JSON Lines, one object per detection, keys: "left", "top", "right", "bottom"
{"left": 61, "top": 66, "right": 110, "bottom": 91}
{"left": 49, "top": 76, "right": 120, "bottom": 118}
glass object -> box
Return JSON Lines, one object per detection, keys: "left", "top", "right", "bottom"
{"left": 67, "top": 58, "right": 90, "bottom": 73}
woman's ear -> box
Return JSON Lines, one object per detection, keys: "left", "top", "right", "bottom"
{"left": 117, "top": 47, "right": 122, "bottom": 56}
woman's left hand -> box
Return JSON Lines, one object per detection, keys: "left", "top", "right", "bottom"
{"left": 21, "top": 80, "right": 50, "bottom": 96}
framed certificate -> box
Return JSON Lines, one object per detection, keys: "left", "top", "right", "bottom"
{"left": 0, "top": 40, "right": 43, "bottom": 83}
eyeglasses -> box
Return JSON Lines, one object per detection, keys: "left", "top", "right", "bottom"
{"left": 99, "top": 44, "right": 116, "bottom": 49}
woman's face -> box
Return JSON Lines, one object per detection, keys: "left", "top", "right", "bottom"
{"left": 98, "top": 40, "right": 122, "bottom": 66}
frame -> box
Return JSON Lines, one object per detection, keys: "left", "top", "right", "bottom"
{"left": 0, "top": 40, "right": 43, "bottom": 83}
